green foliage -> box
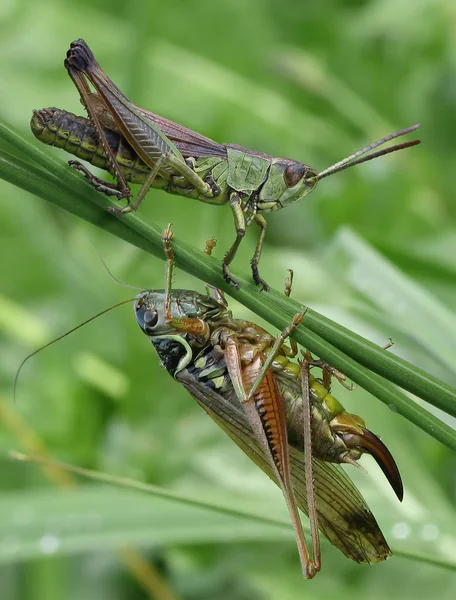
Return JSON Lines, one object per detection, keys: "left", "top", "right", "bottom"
{"left": 0, "top": 0, "right": 455, "bottom": 598}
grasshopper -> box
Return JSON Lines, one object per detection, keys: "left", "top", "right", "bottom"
{"left": 31, "top": 39, "right": 420, "bottom": 290}
{"left": 133, "top": 226, "right": 403, "bottom": 577}
{"left": 14, "top": 227, "right": 403, "bottom": 577}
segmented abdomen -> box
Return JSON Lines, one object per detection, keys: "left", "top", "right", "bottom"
{"left": 30, "top": 107, "right": 150, "bottom": 183}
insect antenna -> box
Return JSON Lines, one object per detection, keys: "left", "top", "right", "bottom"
{"left": 13, "top": 297, "right": 137, "bottom": 402}
{"left": 315, "top": 123, "right": 420, "bottom": 181}
{"left": 88, "top": 241, "right": 143, "bottom": 291}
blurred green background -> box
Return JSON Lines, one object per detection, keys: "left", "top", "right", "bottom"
{"left": 1, "top": 0, "right": 456, "bottom": 598}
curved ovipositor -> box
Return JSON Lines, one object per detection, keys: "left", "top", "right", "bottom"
{"left": 342, "top": 427, "right": 404, "bottom": 501}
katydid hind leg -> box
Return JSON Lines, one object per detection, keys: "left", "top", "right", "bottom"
{"left": 300, "top": 356, "right": 321, "bottom": 571}
{"left": 224, "top": 338, "right": 317, "bottom": 578}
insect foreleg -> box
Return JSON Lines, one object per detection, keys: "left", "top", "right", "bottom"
{"left": 222, "top": 193, "right": 247, "bottom": 290}
{"left": 160, "top": 225, "right": 210, "bottom": 338}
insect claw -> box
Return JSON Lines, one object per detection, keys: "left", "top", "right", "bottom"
{"left": 163, "top": 223, "right": 174, "bottom": 243}
{"left": 222, "top": 264, "right": 240, "bottom": 290}
{"left": 251, "top": 260, "right": 270, "bottom": 291}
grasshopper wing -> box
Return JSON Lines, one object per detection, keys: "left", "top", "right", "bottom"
{"left": 133, "top": 104, "right": 228, "bottom": 159}
{"left": 177, "top": 371, "right": 392, "bottom": 564}
{"left": 86, "top": 90, "right": 226, "bottom": 160}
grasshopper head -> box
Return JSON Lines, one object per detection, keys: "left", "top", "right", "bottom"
{"left": 265, "top": 124, "right": 420, "bottom": 212}
{"left": 280, "top": 162, "right": 319, "bottom": 207}
{"left": 258, "top": 160, "right": 318, "bottom": 211}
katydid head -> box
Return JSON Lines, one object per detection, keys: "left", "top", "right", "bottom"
{"left": 134, "top": 291, "right": 171, "bottom": 336}
{"left": 134, "top": 290, "right": 230, "bottom": 337}
{"left": 135, "top": 289, "right": 231, "bottom": 375}
{"left": 275, "top": 124, "right": 421, "bottom": 210}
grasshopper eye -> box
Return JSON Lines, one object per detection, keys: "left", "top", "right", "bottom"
{"left": 284, "top": 164, "right": 306, "bottom": 187}
{"left": 144, "top": 310, "right": 158, "bottom": 328}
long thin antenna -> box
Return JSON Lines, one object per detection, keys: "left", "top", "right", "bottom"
{"left": 87, "top": 241, "right": 143, "bottom": 291}
{"left": 13, "top": 297, "right": 137, "bottom": 402}
{"left": 315, "top": 124, "right": 420, "bottom": 181}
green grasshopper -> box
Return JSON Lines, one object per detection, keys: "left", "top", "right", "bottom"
{"left": 133, "top": 226, "right": 402, "bottom": 577}
{"left": 14, "top": 227, "right": 403, "bottom": 577}
{"left": 31, "top": 39, "right": 420, "bottom": 290}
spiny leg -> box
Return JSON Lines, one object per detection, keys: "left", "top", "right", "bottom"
{"left": 310, "top": 339, "right": 393, "bottom": 391}
{"left": 167, "top": 152, "right": 218, "bottom": 199}
{"left": 302, "top": 349, "right": 354, "bottom": 392}
{"left": 384, "top": 338, "right": 394, "bottom": 350}
{"left": 223, "top": 192, "right": 246, "bottom": 290}
{"left": 300, "top": 354, "right": 321, "bottom": 572}
{"left": 162, "top": 223, "right": 175, "bottom": 323}
{"left": 161, "top": 224, "right": 209, "bottom": 338}
{"left": 283, "top": 269, "right": 300, "bottom": 358}
{"left": 250, "top": 214, "right": 269, "bottom": 291}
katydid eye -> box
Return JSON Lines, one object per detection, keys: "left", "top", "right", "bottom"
{"left": 144, "top": 310, "right": 158, "bottom": 327}
{"left": 284, "top": 164, "right": 306, "bottom": 187}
